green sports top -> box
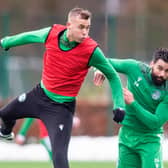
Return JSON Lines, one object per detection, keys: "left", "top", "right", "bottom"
{"left": 0, "top": 26, "right": 125, "bottom": 109}
{"left": 108, "top": 58, "right": 168, "bottom": 133}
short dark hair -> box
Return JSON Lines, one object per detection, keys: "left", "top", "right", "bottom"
{"left": 68, "top": 7, "right": 92, "bottom": 20}
{"left": 153, "top": 48, "right": 168, "bottom": 63}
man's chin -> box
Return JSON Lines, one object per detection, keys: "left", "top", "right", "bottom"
{"left": 78, "top": 39, "right": 84, "bottom": 43}
{"left": 151, "top": 74, "right": 165, "bottom": 86}
{"left": 78, "top": 37, "right": 87, "bottom": 43}
{"left": 153, "top": 79, "right": 165, "bottom": 86}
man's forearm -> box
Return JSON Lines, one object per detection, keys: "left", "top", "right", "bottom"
{"left": 128, "top": 101, "right": 166, "bottom": 129}
{"left": 0, "top": 27, "right": 51, "bottom": 50}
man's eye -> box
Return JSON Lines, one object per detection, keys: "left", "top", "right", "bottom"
{"left": 79, "top": 25, "right": 90, "bottom": 30}
{"left": 86, "top": 26, "right": 90, "bottom": 30}
{"left": 79, "top": 25, "right": 84, "bottom": 29}
{"left": 158, "top": 66, "right": 163, "bottom": 71}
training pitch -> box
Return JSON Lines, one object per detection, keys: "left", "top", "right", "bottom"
{"left": 0, "top": 161, "right": 168, "bottom": 168}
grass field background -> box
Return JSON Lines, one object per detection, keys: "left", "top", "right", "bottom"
{"left": 1, "top": 137, "right": 168, "bottom": 167}
{"left": 0, "top": 161, "right": 168, "bottom": 168}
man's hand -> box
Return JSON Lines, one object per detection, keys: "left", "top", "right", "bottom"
{"left": 93, "top": 70, "right": 105, "bottom": 86}
{"left": 0, "top": 40, "right": 2, "bottom": 48}
{"left": 112, "top": 88, "right": 134, "bottom": 123}
{"left": 123, "top": 88, "right": 134, "bottom": 104}
{"left": 15, "top": 134, "right": 26, "bottom": 145}
{"left": 113, "top": 108, "right": 125, "bottom": 123}
{"left": 0, "top": 39, "right": 9, "bottom": 51}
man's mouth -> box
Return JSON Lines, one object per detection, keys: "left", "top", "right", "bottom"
{"left": 156, "top": 77, "right": 164, "bottom": 82}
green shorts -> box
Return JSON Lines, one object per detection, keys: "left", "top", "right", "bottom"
{"left": 117, "top": 126, "right": 163, "bottom": 168}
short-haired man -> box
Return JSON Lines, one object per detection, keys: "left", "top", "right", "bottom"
{"left": 0, "top": 7, "right": 125, "bottom": 168}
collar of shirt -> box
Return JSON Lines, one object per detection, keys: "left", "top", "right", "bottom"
{"left": 59, "top": 30, "right": 78, "bottom": 50}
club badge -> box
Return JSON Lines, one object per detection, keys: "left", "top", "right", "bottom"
{"left": 18, "top": 93, "right": 26, "bottom": 102}
{"left": 152, "top": 90, "right": 161, "bottom": 100}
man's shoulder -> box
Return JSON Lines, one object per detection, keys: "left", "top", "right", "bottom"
{"left": 83, "top": 37, "right": 98, "bottom": 47}
{"left": 165, "top": 81, "right": 168, "bottom": 91}
{"left": 123, "top": 59, "right": 145, "bottom": 71}
{"left": 139, "top": 61, "right": 149, "bottom": 73}
{"left": 86, "top": 36, "right": 97, "bottom": 43}
{"left": 52, "top": 24, "right": 66, "bottom": 30}
{"left": 47, "top": 24, "right": 66, "bottom": 40}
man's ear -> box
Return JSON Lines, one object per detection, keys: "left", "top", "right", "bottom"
{"left": 150, "top": 61, "right": 154, "bottom": 67}
{"left": 66, "top": 22, "right": 70, "bottom": 27}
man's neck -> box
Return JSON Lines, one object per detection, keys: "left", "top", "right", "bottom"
{"left": 59, "top": 30, "right": 78, "bottom": 49}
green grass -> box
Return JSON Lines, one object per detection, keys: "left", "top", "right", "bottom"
{"left": 0, "top": 161, "right": 115, "bottom": 168}
{"left": 0, "top": 161, "right": 167, "bottom": 168}
{"left": 70, "top": 161, "right": 116, "bottom": 168}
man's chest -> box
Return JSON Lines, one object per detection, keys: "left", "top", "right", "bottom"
{"left": 128, "top": 73, "right": 166, "bottom": 110}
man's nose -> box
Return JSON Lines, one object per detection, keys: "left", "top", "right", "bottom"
{"left": 82, "top": 29, "right": 88, "bottom": 36}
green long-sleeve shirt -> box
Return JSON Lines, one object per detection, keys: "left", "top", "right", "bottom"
{"left": 0, "top": 26, "right": 125, "bottom": 109}
{"left": 108, "top": 58, "right": 168, "bottom": 133}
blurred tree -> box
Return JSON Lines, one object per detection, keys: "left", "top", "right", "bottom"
{"left": 147, "top": 0, "right": 168, "bottom": 14}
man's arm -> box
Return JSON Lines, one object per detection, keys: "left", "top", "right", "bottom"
{"left": 124, "top": 88, "right": 168, "bottom": 129}
{"left": 94, "top": 58, "right": 138, "bottom": 86}
{"left": 0, "top": 27, "right": 51, "bottom": 50}
{"left": 89, "top": 47, "right": 125, "bottom": 122}
{"left": 108, "top": 58, "right": 138, "bottom": 73}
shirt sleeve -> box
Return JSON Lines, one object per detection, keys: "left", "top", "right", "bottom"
{"left": 89, "top": 47, "right": 125, "bottom": 110}
{"left": 128, "top": 96, "right": 168, "bottom": 129}
{"left": 107, "top": 58, "right": 139, "bottom": 74}
{"left": 0, "top": 27, "right": 51, "bottom": 50}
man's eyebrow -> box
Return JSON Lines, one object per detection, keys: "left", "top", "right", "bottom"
{"left": 79, "top": 24, "right": 90, "bottom": 28}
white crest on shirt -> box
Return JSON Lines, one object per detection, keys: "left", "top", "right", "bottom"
{"left": 18, "top": 93, "right": 26, "bottom": 102}
{"left": 59, "top": 124, "right": 64, "bottom": 131}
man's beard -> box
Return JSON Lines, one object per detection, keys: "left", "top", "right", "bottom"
{"left": 151, "top": 72, "right": 166, "bottom": 86}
